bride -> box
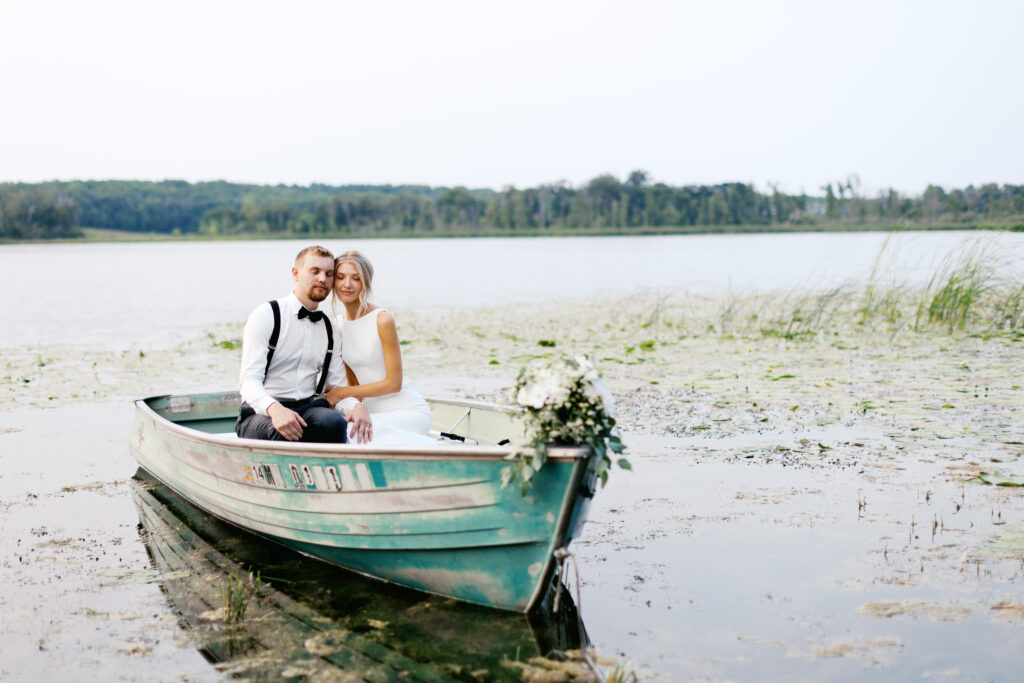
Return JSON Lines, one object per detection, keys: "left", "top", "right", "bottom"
{"left": 326, "top": 250, "right": 435, "bottom": 446}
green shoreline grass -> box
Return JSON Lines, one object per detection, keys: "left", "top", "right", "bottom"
{"left": 1, "top": 221, "right": 1022, "bottom": 245}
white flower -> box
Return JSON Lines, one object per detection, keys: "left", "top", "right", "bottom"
{"left": 575, "top": 354, "right": 599, "bottom": 382}
{"left": 593, "top": 378, "right": 616, "bottom": 417}
{"left": 515, "top": 354, "right": 614, "bottom": 434}
{"left": 516, "top": 366, "right": 569, "bottom": 408}
{"left": 516, "top": 385, "right": 545, "bottom": 409}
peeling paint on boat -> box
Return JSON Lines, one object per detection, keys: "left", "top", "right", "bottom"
{"left": 130, "top": 390, "right": 598, "bottom": 612}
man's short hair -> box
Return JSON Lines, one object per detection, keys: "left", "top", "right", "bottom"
{"left": 295, "top": 245, "right": 334, "bottom": 266}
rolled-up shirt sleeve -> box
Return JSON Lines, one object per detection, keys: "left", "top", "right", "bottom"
{"left": 239, "top": 304, "right": 277, "bottom": 415}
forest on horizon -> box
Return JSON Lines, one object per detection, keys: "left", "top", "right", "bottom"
{"left": 1, "top": 173, "right": 1023, "bottom": 240}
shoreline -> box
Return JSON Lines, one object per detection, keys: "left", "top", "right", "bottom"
{"left": 1, "top": 221, "right": 1021, "bottom": 246}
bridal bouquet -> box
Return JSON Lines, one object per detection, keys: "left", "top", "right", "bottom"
{"left": 502, "top": 354, "right": 628, "bottom": 494}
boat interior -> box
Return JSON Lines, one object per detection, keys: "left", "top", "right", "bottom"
{"left": 144, "top": 392, "right": 528, "bottom": 447}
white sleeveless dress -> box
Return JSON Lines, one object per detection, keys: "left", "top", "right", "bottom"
{"left": 339, "top": 308, "right": 435, "bottom": 446}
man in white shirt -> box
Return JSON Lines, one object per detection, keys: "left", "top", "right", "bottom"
{"left": 236, "top": 245, "right": 372, "bottom": 443}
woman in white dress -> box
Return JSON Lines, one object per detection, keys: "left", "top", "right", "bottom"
{"left": 325, "top": 250, "right": 435, "bottom": 446}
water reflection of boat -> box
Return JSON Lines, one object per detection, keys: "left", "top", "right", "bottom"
{"left": 130, "top": 391, "right": 599, "bottom": 613}
{"left": 131, "top": 471, "right": 589, "bottom": 680}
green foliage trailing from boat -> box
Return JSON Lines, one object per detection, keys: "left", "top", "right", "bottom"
{"left": 502, "top": 354, "right": 629, "bottom": 495}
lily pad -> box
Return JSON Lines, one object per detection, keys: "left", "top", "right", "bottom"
{"left": 966, "top": 522, "right": 1024, "bottom": 560}
{"left": 972, "top": 471, "right": 1024, "bottom": 487}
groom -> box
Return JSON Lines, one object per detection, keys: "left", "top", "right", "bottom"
{"left": 236, "top": 245, "right": 372, "bottom": 442}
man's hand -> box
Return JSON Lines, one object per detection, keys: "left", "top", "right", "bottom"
{"left": 348, "top": 402, "right": 373, "bottom": 444}
{"left": 268, "top": 402, "right": 306, "bottom": 441}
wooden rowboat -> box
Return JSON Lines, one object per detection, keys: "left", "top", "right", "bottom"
{"left": 129, "top": 391, "right": 599, "bottom": 613}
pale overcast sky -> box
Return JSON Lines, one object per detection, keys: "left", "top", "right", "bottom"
{"left": 1, "top": 0, "right": 1021, "bottom": 195}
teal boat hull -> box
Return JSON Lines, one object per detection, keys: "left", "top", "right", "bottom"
{"left": 130, "top": 391, "right": 597, "bottom": 612}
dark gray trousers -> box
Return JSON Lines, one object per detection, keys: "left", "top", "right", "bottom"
{"left": 236, "top": 397, "right": 348, "bottom": 443}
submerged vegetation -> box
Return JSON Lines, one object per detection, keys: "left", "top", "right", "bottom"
{"left": 221, "top": 571, "right": 261, "bottom": 624}
{"left": 3, "top": 175, "right": 1024, "bottom": 240}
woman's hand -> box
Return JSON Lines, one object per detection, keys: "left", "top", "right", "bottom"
{"left": 347, "top": 403, "right": 373, "bottom": 444}
{"left": 324, "top": 385, "right": 356, "bottom": 406}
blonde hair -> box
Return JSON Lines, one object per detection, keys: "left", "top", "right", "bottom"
{"left": 335, "top": 250, "right": 374, "bottom": 315}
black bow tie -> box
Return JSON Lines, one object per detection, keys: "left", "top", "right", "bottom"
{"left": 298, "top": 307, "right": 324, "bottom": 323}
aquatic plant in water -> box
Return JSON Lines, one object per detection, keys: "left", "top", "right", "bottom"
{"left": 712, "top": 235, "right": 1024, "bottom": 339}
{"left": 222, "top": 571, "right": 261, "bottom": 623}
{"left": 604, "top": 658, "right": 639, "bottom": 683}
{"left": 915, "top": 239, "right": 998, "bottom": 332}
{"left": 503, "top": 354, "right": 628, "bottom": 494}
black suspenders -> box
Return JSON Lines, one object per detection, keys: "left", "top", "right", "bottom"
{"left": 264, "top": 300, "right": 334, "bottom": 396}
{"left": 265, "top": 300, "right": 282, "bottom": 377}
{"left": 316, "top": 317, "right": 334, "bottom": 395}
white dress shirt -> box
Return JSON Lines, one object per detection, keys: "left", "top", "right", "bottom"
{"left": 238, "top": 293, "right": 357, "bottom": 416}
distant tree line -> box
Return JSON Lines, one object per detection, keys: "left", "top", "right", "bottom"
{"left": 0, "top": 186, "right": 80, "bottom": 239}
{"left": 2, "top": 173, "right": 1023, "bottom": 240}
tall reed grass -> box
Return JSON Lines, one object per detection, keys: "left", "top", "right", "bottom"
{"left": 694, "top": 235, "right": 1024, "bottom": 339}
{"left": 762, "top": 284, "right": 853, "bottom": 339}
{"left": 859, "top": 234, "right": 911, "bottom": 325}
{"left": 914, "top": 239, "right": 1000, "bottom": 332}
{"left": 222, "top": 571, "right": 261, "bottom": 623}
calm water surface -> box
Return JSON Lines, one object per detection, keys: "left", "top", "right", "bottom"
{"left": 4, "top": 231, "right": 1022, "bottom": 346}
{"left": 3, "top": 232, "right": 1024, "bottom": 680}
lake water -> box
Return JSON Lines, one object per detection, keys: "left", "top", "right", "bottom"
{"left": 3, "top": 231, "right": 1024, "bottom": 680}
{"left": 3, "top": 230, "right": 1022, "bottom": 347}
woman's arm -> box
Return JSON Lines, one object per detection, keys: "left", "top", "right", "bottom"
{"left": 325, "top": 312, "right": 404, "bottom": 403}
{"left": 324, "top": 363, "right": 358, "bottom": 407}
